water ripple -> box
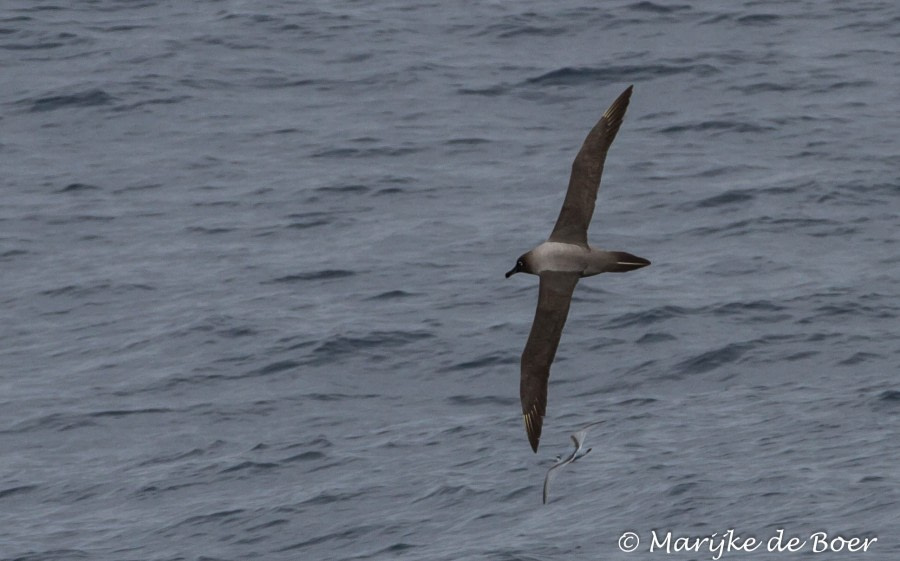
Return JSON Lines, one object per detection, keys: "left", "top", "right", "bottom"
{"left": 23, "top": 88, "right": 114, "bottom": 112}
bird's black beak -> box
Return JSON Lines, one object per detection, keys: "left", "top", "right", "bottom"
{"left": 505, "top": 266, "right": 518, "bottom": 278}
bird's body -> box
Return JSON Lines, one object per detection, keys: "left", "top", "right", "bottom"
{"left": 518, "top": 241, "right": 648, "bottom": 277}
{"left": 506, "top": 85, "right": 649, "bottom": 452}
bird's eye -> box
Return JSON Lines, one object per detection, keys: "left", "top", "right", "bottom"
{"left": 518, "top": 260, "right": 524, "bottom": 267}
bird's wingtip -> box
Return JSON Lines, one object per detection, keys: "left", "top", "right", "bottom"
{"left": 524, "top": 411, "right": 542, "bottom": 453}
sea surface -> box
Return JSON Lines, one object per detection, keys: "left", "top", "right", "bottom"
{"left": 1, "top": 1, "right": 899, "bottom": 560}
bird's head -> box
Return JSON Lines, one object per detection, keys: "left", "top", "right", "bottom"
{"left": 505, "top": 254, "right": 529, "bottom": 278}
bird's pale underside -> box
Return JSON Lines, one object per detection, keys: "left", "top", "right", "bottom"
{"left": 506, "top": 85, "right": 650, "bottom": 452}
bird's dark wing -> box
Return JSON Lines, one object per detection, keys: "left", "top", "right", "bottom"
{"left": 520, "top": 271, "right": 580, "bottom": 452}
{"left": 548, "top": 85, "right": 633, "bottom": 246}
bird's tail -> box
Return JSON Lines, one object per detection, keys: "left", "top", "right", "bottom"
{"left": 607, "top": 251, "right": 650, "bottom": 272}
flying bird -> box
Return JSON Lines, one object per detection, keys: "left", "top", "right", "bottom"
{"left": 542, "top": 421, "right": 603, "bottom": 504}
{"left": 506, "top": 86, "right": 649, "bottom": 452}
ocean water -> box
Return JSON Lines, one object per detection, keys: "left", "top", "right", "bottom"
{"left": 1, "top": 1, "right": 899, "bottom": 559}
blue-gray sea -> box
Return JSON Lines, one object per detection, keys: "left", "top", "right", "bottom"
{"left": 2, "top": 1, "right": 899, "bottom": 560}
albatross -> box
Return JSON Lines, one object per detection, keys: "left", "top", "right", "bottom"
{"left": 506, "top": 85, "right": 649, "bottom": 452}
